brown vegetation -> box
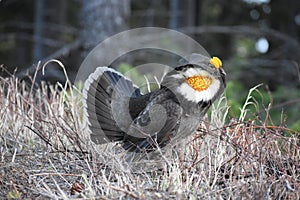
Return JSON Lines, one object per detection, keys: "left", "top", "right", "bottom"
{"left": 0, "top": 67, "right": 299, "bottom": 199}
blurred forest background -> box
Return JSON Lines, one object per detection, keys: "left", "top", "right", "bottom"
{"left": 0, "top": 0, "right": 299, "bottom": 129}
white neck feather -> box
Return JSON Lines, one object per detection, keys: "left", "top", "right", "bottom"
{"left": 176, "top": 79, "right": 220, "bottom": 103}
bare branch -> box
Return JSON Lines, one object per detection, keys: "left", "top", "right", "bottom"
{"left": 179, "top": 25, "right": 299, "bottom": 45}
{"left": 16, "top": 39, "right": 83, "bottom": 79}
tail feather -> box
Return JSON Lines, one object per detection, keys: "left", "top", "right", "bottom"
{"left": 83, "top": 67, "right": 141, "bottom": 144}
{"left": 87, "top": 117, "right": 120, "bottom": 131}
{"left": 85, "top": 99, "right": 113, "bottom": 122}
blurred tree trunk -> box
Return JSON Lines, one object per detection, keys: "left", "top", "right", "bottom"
{"left": 31, "top": 0, "right": 69, "bottom": 84}
{"left": 186, "top": 0, "right": 204, "bottom": 43}
{"left": 43, "top": 0, "right": 67, "bottom": 56}
{"left": 287, "top": 0, "right": 298, "bottom": 39}
{"left": 187, "top": 0, "right": 204, "bottom": 27}
{"left": 269, "top": 0, "right": 299, "bottom": 40}
{"left": 169, "top": 0, "right": 204, "bottom": 29}
{"left": 33, "top": 0, "right": 45, "bottom": 62}
{"left": 269, "top": 0, "right": 300, "bottom": 60}
{"left": 169, "top": 0, "right": 179, "bottom": 29}
{"left": 80, "top": 0, "right": 130, "bottom": 58}
{"left": 33, "top": 0, "right": 68, "bottom": 62}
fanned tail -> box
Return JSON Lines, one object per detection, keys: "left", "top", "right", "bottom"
{"left": 82, "top": 67, "right": 141, "bottom": 144}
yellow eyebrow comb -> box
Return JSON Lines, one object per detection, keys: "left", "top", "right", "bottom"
{"left": 210, "top": 57, "right": 222, "bottom": 69}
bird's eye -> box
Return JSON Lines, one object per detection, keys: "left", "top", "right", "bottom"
{"left": 175, "top": 66, "right": 184, "bottom": 71}
{"left": 175, "top": 64, "right": 194, "bottom": 71}
{"left": 185, "top": 64, "right": 194, "bottom": 68}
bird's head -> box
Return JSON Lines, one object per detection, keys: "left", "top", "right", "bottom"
{"left": 162, "top": 53, "right": 226, "bottom": 103}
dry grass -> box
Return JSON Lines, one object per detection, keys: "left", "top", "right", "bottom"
{"left": 0, "top": 66, "right": 299, "bottom": 199}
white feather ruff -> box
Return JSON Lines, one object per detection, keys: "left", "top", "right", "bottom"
{"left": 174, "top": 68, "right": 221, "bottom": 103}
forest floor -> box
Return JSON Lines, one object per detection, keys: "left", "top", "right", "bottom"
{"left": 0, "top": 69, "right": 299, "bottom": 199}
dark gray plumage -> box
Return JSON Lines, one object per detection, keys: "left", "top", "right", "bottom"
{"left": 82, "top": 54, "right": 226, "bottom": 153}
